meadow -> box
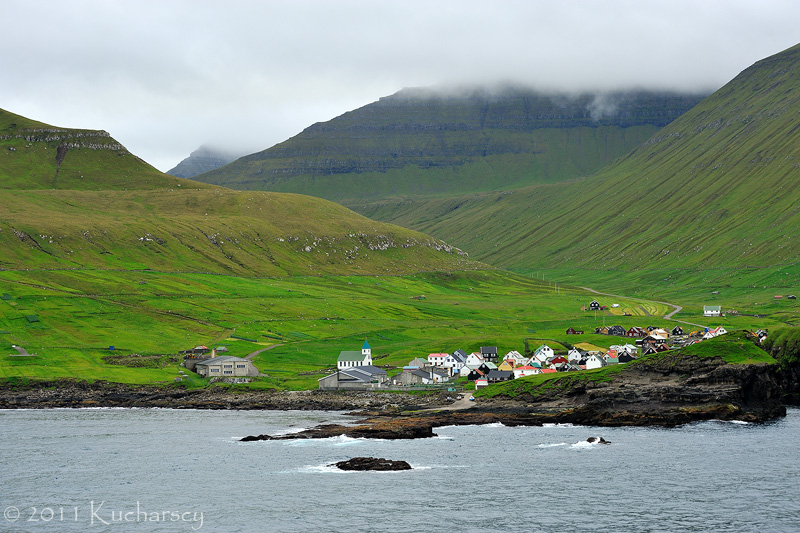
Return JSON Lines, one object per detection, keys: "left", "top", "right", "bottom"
{"left": 0, "top": 267, "right": 714, "bottom": 389}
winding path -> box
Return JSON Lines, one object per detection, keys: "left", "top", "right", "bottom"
{"left": 579, "top": 287, "right": 706, "bottom": 329}
{"left": 245, "top": 343, "right": 283, "bottom": 360}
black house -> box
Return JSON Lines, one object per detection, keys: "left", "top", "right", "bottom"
{"left": 608, "top": 325, "right": 626, "bottom": 336}
{"left": 480, "top": 346, "right": 498, "bottom": 362}
{"left": 589, "top": 300, "right": 601, "bottom": 311}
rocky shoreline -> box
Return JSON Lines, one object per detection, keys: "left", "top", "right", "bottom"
{"left": 0, "top": 380, "right": 451, "bottom": 412}
{"left": 1, "top": 353, "right": 794, "bottom": 435}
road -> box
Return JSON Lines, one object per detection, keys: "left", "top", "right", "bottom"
{"left": 423, "top": 392, "right": 475, "bottom": 411}
{"left": 579, "top": 287, "right": 707, "bottom": 329}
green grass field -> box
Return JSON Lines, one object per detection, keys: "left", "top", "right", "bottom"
{"left": 0, "top": 267, "right": 786, "bottom": 389}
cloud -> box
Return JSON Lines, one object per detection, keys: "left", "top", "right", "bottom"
{"left": 3, "top": 0, "right": 800, "bottom": 171}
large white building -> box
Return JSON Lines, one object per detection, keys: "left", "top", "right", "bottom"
{"left": 337, "top": 340, "right": 372, "bottom": 369}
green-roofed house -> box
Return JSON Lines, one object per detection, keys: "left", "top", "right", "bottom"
{"left": 703, "top": 305, "right": 722, "bottom": 317}
{"left": 337, "top": 340, "right": 372, "bottom": 370}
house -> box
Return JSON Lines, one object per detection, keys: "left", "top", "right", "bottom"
{"left": 428, "top": 353, "right": 448, "bottom": 366}
{"left": 703, "top": 326, "right": 728, "bottom": 339}
{"left": 626, "top": 327, "right": 647, "bottom": 338}
{"left": 608, "top": 325, "right": 626, "bottom": 336}
{"left": 704, "top": 305, "right": 721, "bottom": 317}
{"left": 613, "top": 344, "right": 639, "bottom": 356}
{"left": 398, "top": 368, "right": 450, "bottom": 385}
{"left": 486, "top": 370, "right": 514, "bottom": 383}
{"left": 194, "top": 356, "right": 258, "bottom": 378}
{"left": 504, "top": 350, "right": 527, "bottom": 366}
{"left": 497, "top": 360, "right": 514, "bottom": 372}
{"left": 465, "top": 352, "right": 485, "bottom": 367}
{"left": 406, "top": 357, "right": 429, "bottom": 369}
{"left": 566, "top": 327, "right": 584, "bottom": 335}
{"left": 337, "top": 340, "right": 372, "bottom": 369}
{"left": 442, "top": 352, "right": 466, "bottom": 373}
{"left": 480, "top": 346, "right": 499, "bottom": 362}
{"left": 475, "top": 377, "right": 489, "bottom": 389}
{"left": 567, "top": 348, "right": 586, "bottom": 363}
{"left": 585, "top": 354, "right": 607, "bottom": 370}
{"left": 651, "top": 328, "right": 671, "bottom": 338}
{"left": 589, "top": 300, "right": 601, "bottom": 311}
{"left": 671, "top": 326, "right": 684, "bottom": 336}
{"left": 513, "top": 365, "right": 542, "bottom": 379}
{"left": 642, "top": 334, "right": 668, "bottom": 346}
{"left": 595, "top": 326, "right": 610, "bottom": 335}
{"left": 319, "top": 365, "right": 388, "bottom": 390}
{"left": 618, "top": 353, "right": 637, "bottom": 363}
{"left": 530, "top": 344, "right": 555, "bottom": 364}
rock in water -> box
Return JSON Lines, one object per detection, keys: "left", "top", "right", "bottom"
{"left": 330, "top": 457, "right": 412, "bottom": 471}
{"left": 587, "top": 437, "right": 611, "bottom": 444}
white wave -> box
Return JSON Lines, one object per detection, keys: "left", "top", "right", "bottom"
{"left": 570, "top": 440, "right": 596, "bottom": 449}
{"left": 542, "top": 423, "right": 574, "bottom": 428}
{"left": 273, "top": 426, "right": 311, "bottom": 436}
{"left": 484, "top": 422, "right": 506, "bottom": 428}
{"left": 710, "top": 419, "right": 752, "bottom": 425}
{"left": 432, "top": 435, "right": 455, "bottom": 440}
{"left": 538, "top": 442, "right": 568, "bottom": 448}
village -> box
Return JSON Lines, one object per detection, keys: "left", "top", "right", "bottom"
{"left": 174, "top": 300, "right": 764, "bottom": 391}
{"left": 314, "top": 299, "right": 761, "bottom": 391}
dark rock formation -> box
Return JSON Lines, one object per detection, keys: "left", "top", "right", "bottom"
{"left": 168, "top": 145, "right": 241, "bottom": 179}
{"left": 330, "top": 457, "right": 412, "bottom": 471}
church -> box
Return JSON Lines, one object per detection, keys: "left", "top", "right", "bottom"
{"left": 337, "top": 340, "right": 372, "bottom": 369}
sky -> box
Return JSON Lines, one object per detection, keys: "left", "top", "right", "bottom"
{"left": 4, "top": 0, "right": 800, "bottom": 172}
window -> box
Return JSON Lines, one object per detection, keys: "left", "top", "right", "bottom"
{"left": 236, "top": 364, "right": 245, "bottom": 369}
{"left": 224, "top": 370, "right": 232, "bottom": 375}
{"left": 211, "top": 368, "right": 219, "bottom": 373}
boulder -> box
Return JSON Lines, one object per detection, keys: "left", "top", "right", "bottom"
{"left": 330, "top": 457, "right": 412, "bottom": 471}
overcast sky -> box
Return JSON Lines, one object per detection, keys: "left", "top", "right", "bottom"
{"left": 4, "top": 0, "right": 800, "bottom": 172}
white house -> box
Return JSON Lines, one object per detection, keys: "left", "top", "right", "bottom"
{"left": 703, "top": 326, "right": 728, "bottom": 339}
{"left": 567, "top": 348, "right": 585, "bottom": 363}
{"left": 504, "top": 350, "right": 527, "bottom": 366}
{"left": 704, "top": 305, "right": 722, "bottom": 317}
{"left": 514, "top": 365, "right": 542, "bottom": 379}
{"left": 530, "top": 344, "right": 554, "bottom": 365}
{"left": 337, "top": 340, "right": 372, "bottom": 369}
{"left": 442, "top": 352, "right": 466, "bottom": 373}
{"left": 465, "top": 352, "right": 485, "bottom": 366}
{"left": 585, "top": 354, "right": 607, "bottom": 370}
{"left": 428, "top": 353, "right": 448, "bottom": 366}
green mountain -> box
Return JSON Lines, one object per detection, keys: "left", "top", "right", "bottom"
{"left": 167, "top": 144, "right": 242, "bottom": 179}
{"left": 193, "top": 87, "right": 706, "bottom": 201}
{"left": 358, "top": 44, "right": 800, "bottom": 284}
{"left": 0, "top": 109, "right": 474, "bottom": 277}
{"left": 0, "top": 108, "right": 193, "bottom": 190}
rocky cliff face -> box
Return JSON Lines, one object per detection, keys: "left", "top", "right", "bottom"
{"left": 193, "top": 87, "right": 707, "bottom": 199}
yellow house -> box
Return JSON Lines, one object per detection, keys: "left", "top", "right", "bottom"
{"left": 498, "top": 360, "right": 514, "bottom": 371}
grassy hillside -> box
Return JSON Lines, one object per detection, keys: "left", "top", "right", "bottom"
{"left": 0, "top": 188, "right": 473, "bottom": 276}
{"left": 355, "top": 44, "right": 800, "bottom": 300}
{"left": 0, "top": 108, "right": 200, "bottom": 190}
{"left": 193, "top": 88, "right": 705, "bottom": 201}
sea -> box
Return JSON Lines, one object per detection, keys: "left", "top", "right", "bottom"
{"left": 1, "top": 407, "right": 798, "bottom": 533}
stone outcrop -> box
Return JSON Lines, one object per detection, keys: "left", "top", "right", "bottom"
{"left": 330, "top": 457, "right": 412, "bottom": 471}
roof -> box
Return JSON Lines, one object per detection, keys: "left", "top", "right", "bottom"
{"left": 195, "top": 356, "right": 248, "bottom": 366}
{"left": 338, "top": 350, "right": 367, "bottom": 362}
{"left": 540, "top": 369, "right": 557, "bottom": 374}
{"left": 480, "top": 346, "right": 498, "bottom": 354}
{"left": 487, "top": 370, "right": 513, "bottom": 379}
{"left": 704, "top": 305, "right": 722, "bottom": 311}
{"left": 428, "top": 353, "right": 448, "bottom": 358}
{"left": 362, "top": 340, "right": 371, "bottom": 350}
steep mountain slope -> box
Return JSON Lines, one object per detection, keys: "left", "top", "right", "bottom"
{"left": 0, "top": 108, "right": 197, "bottom": 190}
{"left": 167, "top": 145, "right": 242, "bottom": 179}
{"left": 193, "top": 88, "right": 706, "bottom": 201}
{"left": 0, "top": 108, "right": 474, "bottom": 277}
{"left": 359, "top": 43, "right": 800, "bottom": 274}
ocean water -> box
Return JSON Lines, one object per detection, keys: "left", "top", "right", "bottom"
{"left": 1, "top": 408, "right": 798, "bottom": 532}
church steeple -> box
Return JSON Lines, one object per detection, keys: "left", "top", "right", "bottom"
{"left": 362, "top": 339, "right": 371, "bottom": 357}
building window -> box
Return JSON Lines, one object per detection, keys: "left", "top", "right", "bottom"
{"left": 224, "top": 371, "right": 232, "bottom": 375}
{"left": 236, "top": 364, "right": 245, "bottom": 369}
{"left": 211, "top": 368, "right": 219, "bottom": 373}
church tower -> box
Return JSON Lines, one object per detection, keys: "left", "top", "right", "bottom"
{"left": 362, "top": 339, "right": 372, "bottom": 365}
